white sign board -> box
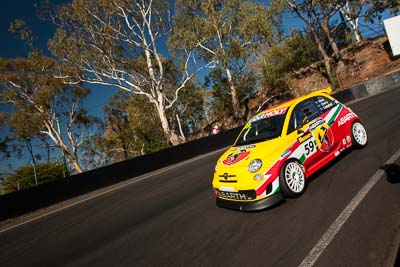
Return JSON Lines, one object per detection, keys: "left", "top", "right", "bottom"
{"left": 384, "top": 15, "right": 400, "bottom": 56}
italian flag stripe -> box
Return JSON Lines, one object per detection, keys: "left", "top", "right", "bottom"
{"left": 299, "top": 154, "right": 306, "bottom": 163}
{"left": 328, "top": 104, "right": 343, "bottom": 126}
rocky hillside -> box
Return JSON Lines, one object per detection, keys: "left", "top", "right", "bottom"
{"left": 249, "top": 36, "right": 400, "bottom": 111}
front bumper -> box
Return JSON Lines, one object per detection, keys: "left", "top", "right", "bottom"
{"left": 216, "top": 192, "right": 284, "bottom": 211}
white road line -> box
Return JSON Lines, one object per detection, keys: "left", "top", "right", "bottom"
{"left": 0, "top": 147, "right": 228, "bottom": 235}
{"left": 300, "top": 146, "right": 400, "bottom": 267}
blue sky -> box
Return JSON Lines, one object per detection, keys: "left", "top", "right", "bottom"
{"left": 0, "top": 0, "right": 116, "bottom": 173}
{"left": 0, "top": 0, "right": 118, "bottom": 119}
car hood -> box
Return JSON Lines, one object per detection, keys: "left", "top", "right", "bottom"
{"left": 217, "top": 138, "right": 287, "bottom": 169}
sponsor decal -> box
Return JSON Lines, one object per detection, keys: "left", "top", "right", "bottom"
{"left": 232, "top": 144, "right": 256, "bottom": 151}
{"left": 222, "top": 150, "right": 250, "bottom": 166}
{"left": 342, "top": 138, "right": 347, "bottom": 145}
{"left": 309, "top": 118, "right": 325, "bottom": 130}
{"left": 334, "top": 151, "right": 340, "bottom": 157}
{"left": 310, "top": 120, "right": 333, "bottom": 152}
{"left": 248, "top": 107, "right": 288, "bottom": 124}
{"left": 218, "top": 191, "right": 254, "bottom": 200}
{"left": 346, "top": 135, "right": 351, "bottom": 143}
{"left": 338, "top": 112, "right": 356, "bottom": 126}
{"left": 317, "top": 98, "right": 334, "bottom": 110}
{"left": 264, "top": 107, "right": 288, "bottom": 117}
{"left": 298, "top": 132, "right": 312, "bottom": 143}
{"left": 303, "top": 139, "right": 317, "bottom": 157}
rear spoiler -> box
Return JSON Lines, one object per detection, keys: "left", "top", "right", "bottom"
{"left": 311, "top": 86, "right": 332, "bottom": 95}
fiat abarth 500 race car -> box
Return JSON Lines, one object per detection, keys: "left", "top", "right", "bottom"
{"left": 212, "top": 87, "right": 368, "bottom": 211}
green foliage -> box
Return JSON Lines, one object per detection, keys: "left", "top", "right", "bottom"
{"left": 0, "top": 55, "right": 98, "bottom": 173}
{"left": 171, "top": 82, "right": 206, "bottom": 137}
{"left": 204, "top": 66, "right": 256, "bottom": 120}
{"left": 170, "top": 0, "right": 275, "bottom": 60}
{"left": 170, "top": 0, "right": 277, "bottom": 119}
{"left": 1, "top": 162, "right": 66, "bottom": 194}
{"left": 9, "top": 19, "right": 36, "bottom": 47}
{"left": 100, "top": 91, "right": 169, "bottom": 162}
{"left": 364, "top": 0, "right": 400, "bottom": 22}
{"left": 126, "top": 95, "right": 169, "bottom": 154}
{"left": 204, "top": 68, "right": 232, "bottom": 117}
{"left": 262, "top": 31, "right": 320, "bottom": 91}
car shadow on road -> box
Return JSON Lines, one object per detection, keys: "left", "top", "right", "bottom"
{"left": 380, "top": 164, "right": 400, "bottom": 184}
{"left": 307, "top": 149, "right": 353, "bottom": 185}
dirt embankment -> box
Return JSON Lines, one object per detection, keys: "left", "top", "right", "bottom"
{"left": 289, "top": 36, "right": 400, "bottom": 95}
{"left": 247, "top": 36, "right": 400, "bottom": 112}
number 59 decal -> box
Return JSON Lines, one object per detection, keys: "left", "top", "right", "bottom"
{"left": 304, "top": 139, "right": 317, "bottom": 157}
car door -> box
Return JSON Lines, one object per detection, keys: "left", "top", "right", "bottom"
{"left": 286, "top": 97, "right": 325, "bottom": 170}
{"left": 312, "top": 95, "right": 341, "bottom": 154}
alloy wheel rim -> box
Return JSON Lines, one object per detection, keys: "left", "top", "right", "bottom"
{"left": 284, "top": 162, "right": 305, "bottom": 193}
{"left": 353, "top": 122, "right": 367, "bottom": 145}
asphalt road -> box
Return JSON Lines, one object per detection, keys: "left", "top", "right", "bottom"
{"left": 1, "top": 88, "right": 400, "bottom": 267}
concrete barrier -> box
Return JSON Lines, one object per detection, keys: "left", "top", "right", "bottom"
{"left": 0, "top": 127, "right": 241, "bottom": 221}
{"left": 333, "top": 70, "right": 400, "bottom": 102}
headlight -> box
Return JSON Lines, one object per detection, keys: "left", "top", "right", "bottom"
{"left": 214, "top": 164, "right": 218, "bottom": 172}
{"left": 248, "top": 159, "right": 262, "bottom": 173}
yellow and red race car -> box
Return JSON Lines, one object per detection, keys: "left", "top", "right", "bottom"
{"left": 212, "top": 87, "right": 368, "bottom": 211}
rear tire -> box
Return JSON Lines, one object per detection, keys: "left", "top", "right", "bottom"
{"left": 279, "top": 160, "right": 307, "bottom": 198}
{"left": 351, "top": 121, "right": 368, "bottom": 148}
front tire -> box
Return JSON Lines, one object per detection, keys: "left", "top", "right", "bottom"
{"left": 351, "top": 121, "right": 368, "bottom": 148}
{"left": 279, "top": 160, "right": 307, "bottom": 198}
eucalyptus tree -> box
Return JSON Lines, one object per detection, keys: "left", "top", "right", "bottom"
{"left": 45, "top": 0, "right": 208, "bottom": 145}
{"left": 0, "top": 53, "right": 97, "bottom": 174}
{"left": 365, "top": 0, "right": 400, "bottom": 21}
{"left": 273, "top": 0, "right": 347, "bottom": 83}
{"left": 100, "top": 91, "right": 168, "bottom": 162}
{"left": 338, "top": 1, "right": 366, "bottom": 43}
{"left": 169, "top": 0, "right": 276, "bottom": 120}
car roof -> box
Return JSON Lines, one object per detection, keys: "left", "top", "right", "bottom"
{"left": 257, "top": 86, "right": 333, "bottom": 115}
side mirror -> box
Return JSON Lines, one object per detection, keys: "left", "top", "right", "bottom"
{"left": 297, "top": 127, "right": 304, "bottom": 135}
{"left": 296, "top": 116, "right": 309, "bottom": 134}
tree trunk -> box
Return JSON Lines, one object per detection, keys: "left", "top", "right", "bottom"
{"left": 341, "top": 3, "right": 362, "bottom": 43}
{"left": 154, "top": 96, "right": 181, "bottom": 146}
{"left": 287, "top": 1, "right": 335, "bottom": 84}
{"left": 61, "top": 145, "right": 82, "bottom": 174}
{"left": 309, "top": 27, "right": 333, "bottom": 83}
{"left": 321, "top": 20, "right": 341, "bottom": 61}
{"left": 348, "top": 19, "right": 362, "bottom": 43}
{"left": 69, "top": 156, "right": 82, "bottom": 173}
{"left": 143, "top": 44, "right": 182, "bottom": 146}
{"left": 225, "top": 67, "right": 242, "bottom": 119}
{"left": 176, "top": 114, "right": 186, "bottom": 143}
{"left": 25, "top": 139, "right": 38, "bottom": 186}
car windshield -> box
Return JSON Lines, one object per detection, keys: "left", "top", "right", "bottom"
{"left": 235, "top": 113, "right": 287, "bottom": 146}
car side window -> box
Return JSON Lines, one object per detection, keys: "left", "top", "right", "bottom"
{"left": 287, "top": 97, "right": 322, "bottom": 134}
